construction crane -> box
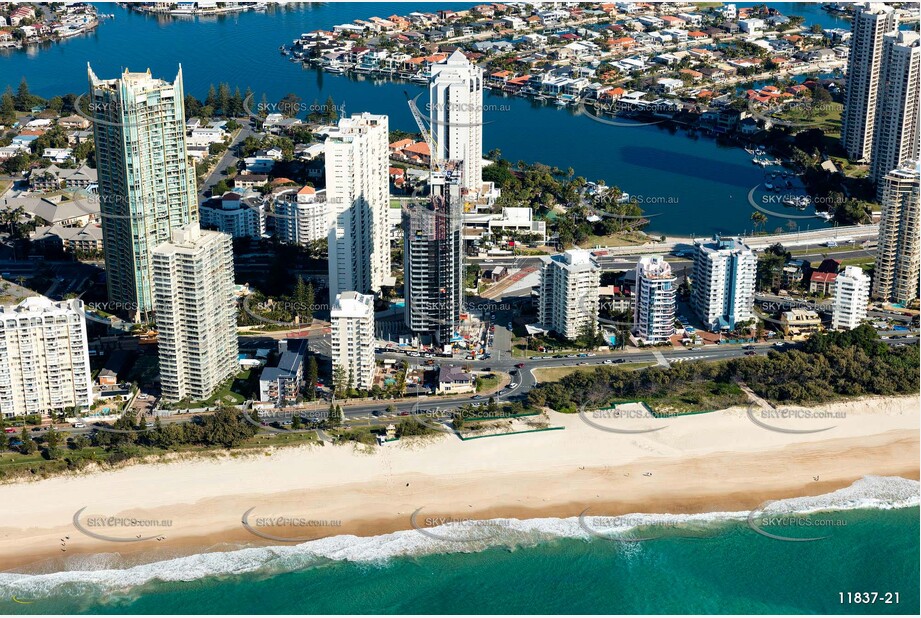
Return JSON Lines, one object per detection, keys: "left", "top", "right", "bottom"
{"left": 404, "top": 91, "right": 444, "bottom": 175}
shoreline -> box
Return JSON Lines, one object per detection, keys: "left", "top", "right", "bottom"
{"left": 0, "top": 395, "right": 917, "bottom": 573}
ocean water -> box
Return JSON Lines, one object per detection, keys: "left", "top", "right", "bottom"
{"left": 1, "top": 477, "right": 918, "bottom": 615}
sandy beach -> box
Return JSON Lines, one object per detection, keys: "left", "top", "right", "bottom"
{"left": 0, "top": 395, "right": 917, "bottom": 572}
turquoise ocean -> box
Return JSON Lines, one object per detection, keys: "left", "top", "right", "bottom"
{"left": 1, "top": 476, "right": 918, "bottom": 614}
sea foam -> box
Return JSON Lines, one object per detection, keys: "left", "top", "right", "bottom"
{"left": 1, "top": 475, "right": 917, "bottom": 599}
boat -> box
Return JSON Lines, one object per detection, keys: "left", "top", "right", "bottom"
{"left": 765, "top": 182, "right": 773, "bottom": 190}
{"left": 816, "top": 211, "right": 834, "bottom": 221}
{"left": 782, "top": 196, "right": 797, "bottom": 207}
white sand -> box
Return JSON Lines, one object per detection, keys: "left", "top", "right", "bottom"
{"left": 0, "top": 395, "right": 917, "bottom": 569}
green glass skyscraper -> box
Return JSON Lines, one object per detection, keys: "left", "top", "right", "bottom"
{"left": 88, "top": 64, "right": 198, "bottom": 320}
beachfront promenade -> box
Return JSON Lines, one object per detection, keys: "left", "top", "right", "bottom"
{"left": 595, "top": 224, "right": 880, "bottom": 256}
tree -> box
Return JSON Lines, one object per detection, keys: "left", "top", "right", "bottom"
{"left": 323, "top": 95, "right": 339, "bottom": 122}
{"left": 327, "top": 403, "right": 342, "bottom": 427}
{"left": 293, "top": 276, "right": 314, "bottom": 323}
{"left": 15, "top": 77, "right": 38, "bottom": 111}
{"left": 19, "top": 427, "right": 36, "bottom": 455}
{"left": 332, "top": 364, "right": 348, "bottom": 398}
{"left": 205, "top": 84, "right": 218, "bottom": 109}
{"left": 279, "top": 93, "right": 302, "bottom": 118}
{"left": 0, "top": 88, "right": 16, "bottom": 125}
{"left": 750, "top": 210, "right": 768, "bottom": 233}
{"left": 217, "top": 83, "right": 231, "bottom": 116}
{"left": 230, "top": 87, "right": 244, "bottom": 117}
{"left": 200, "top": 407, "right": 258, "bottom": 448}
{"left": 184, "top": 94, "right": 203, "bottom": 120}
{"left": 305, "top": 356, "right": 318, "bottom": 401}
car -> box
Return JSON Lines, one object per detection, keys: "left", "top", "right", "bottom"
{"left": 8, "top": 439, "right": 22, "bottom": 448}
{"left": 466, "top": 355, "right": 475, "bottom": 360}
{"left": 578, "top": 362, "right": 588, "bottom": 366}
{"left": 745, "top": 350, "right": 757, "bottom": 356}
{"left": 72, "top": 422, "right": 86, "bottom": 428}
{"left": 31, "top": 427, "right": 43, "bottom": 432}
{"left": 509, "top": 368, "right": 518, "bottom": 375}
{"left": 424, "top": 353, "right": 434, "bottom": 358}
{"left": 603, "top": 359, "right": 614, "bottom": 365}
{"left": 515, "top": 363, "right": 525, "bottom": 368}
{"left": 471, "top": 395, "right": 482, "bottom": 400}
{"left": 509, "top": 383, "right": 519, "bottom": 389}
{"left": 471, "top": 402, "right": 482, "bottom": 407}
{"left": 371, "top": 411, "right": 382, "bottom": 417}
{"left": 577, "top": 353, "right": 588, "bottom": 358}
{"left": 399, "top": 411, "right": 409, "bottom": 416}
{"left": 529, "top": 355, "right": 540, "bottom": 360}
{"left": 566, "top": 354, "right": 577, "bottom": 359}
{"left": 743, "top": 345, "right": 754, "bottom": 350}
{"left": 614, "top": 358, "right": 626, "bottom": 364}
{"left": 773, "top": 341, "right": 785, "bottom": 347}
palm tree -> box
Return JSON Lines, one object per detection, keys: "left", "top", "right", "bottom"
{"left": 750, "top": 211, "right": 768, "bottom": 234}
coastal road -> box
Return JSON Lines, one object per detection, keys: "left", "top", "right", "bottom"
{"left": 469, "top": 245, "right": 876, "bottom": 273}
{"left": 35, "top": 334, "right": 918, "bottom": 438}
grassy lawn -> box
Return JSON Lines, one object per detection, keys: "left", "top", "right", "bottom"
{"left": 0, "top": 446, "right": 109, "bottom": 480}
{"left": 475, "top": 373, "right": 501, "bottom": 392}
{"left": 162, "top": 370, "right": 254, "bottom": 410}
{"left": 774, "top": 103, "right": 842, "bottom": 137}
{"left": 534, "top": 362, "right": 653, "bottom": 382}
{"left": 789, "top": 245, "right": 865, "bottom": 256}
{"left": 828, "top": 156, "right": 869, "bottom": 178}
{"left": 201, "top": 371, "right": 252, "bottom": 406}
{"left": 835, "top": 257, "right": 875, "bottom": 268}
{"left": 580, "top": 231, "right": 650, "bottom": 248}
